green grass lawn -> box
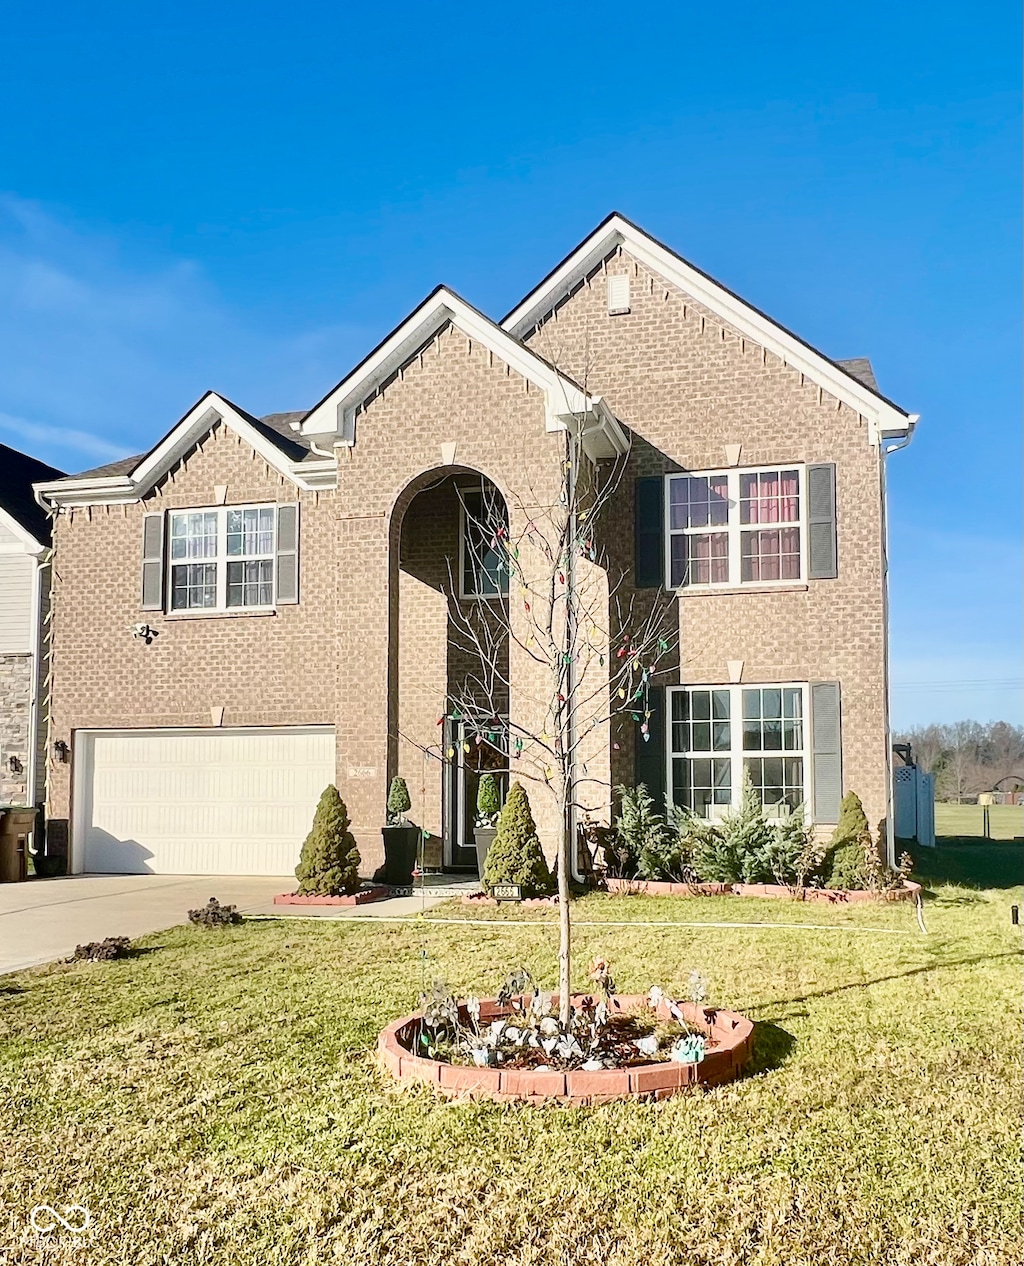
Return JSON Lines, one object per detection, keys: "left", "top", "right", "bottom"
{"left": 1, "top": 881, "right": 1021, "bottom": 1265}
{"left": 935, "top": 802, "right": 1023, "bottom": 842}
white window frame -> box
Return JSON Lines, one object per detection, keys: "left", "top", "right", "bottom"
{"left": 664, "top": 464, "right": 808, "bottom": 590}
{"left": 167, "top": 504, "right": 276, "bottom": 613}
{"left": 666, "top": 682, "right": 811, "bottom": 821}
{"left": 458, "top": 490, "right": 510, "bottom": 602}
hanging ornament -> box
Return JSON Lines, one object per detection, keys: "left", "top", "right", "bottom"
{"left": 446, "top": 747, "right": 455, "bottom": 759}
{"left": 658, "top": 639, "right": 669, "bottom": 652}
{"left": 463, "top": 742, "right": 471, "bottom": 754}
{"left": 640, "top": 722, "right": 649, "bottom": 737}
{"left": 618, "top": 688, "right": 626, "bottom": 699}
{"left": 558, "top": 571, "right": 565, "bottom": 585}
{"left": 599, "top": 655, "right": 605, "bottom": 667}
{"left": 514, "top": 737, "right": 523, "bottom": 755}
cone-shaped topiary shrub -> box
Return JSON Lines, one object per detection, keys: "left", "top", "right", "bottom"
{"left": 295, "top": 785, "right": 361, "bottom": 896}
{"left": 482, "top": 781, "right": 553, "bottom": 896}
{"left": 386, "top": 776, "right": 412, "bottom": 824}
{"left": 823, "top": 791, "right": 871, "bottom": 889}
{"left": 475, "top": 773, "right": 502, "bottom": 827}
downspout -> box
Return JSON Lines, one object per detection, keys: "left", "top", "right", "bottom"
{"left": 25, "top": 552, "right": 46, "bottom": 813}
{"left": 880, "top": 419, "right": 917, "bottom": 866}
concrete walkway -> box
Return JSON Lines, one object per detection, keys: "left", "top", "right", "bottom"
{"left": 0, "top": 874, "right": 480, "bottom": 975}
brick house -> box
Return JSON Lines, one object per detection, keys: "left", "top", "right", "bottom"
{"left": 0, "top": 444, "right": 63, "bottom": 817}
{"left": 35, "top": 214, "right": 917, "bottom": 877}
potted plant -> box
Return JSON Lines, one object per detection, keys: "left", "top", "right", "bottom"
{"left": 473, "top": 773, "right": 502, "bottom": 878}
{"left": 382, "top": 776, "right": 419, "bottom": 886}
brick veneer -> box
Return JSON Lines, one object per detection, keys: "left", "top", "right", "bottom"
{"left": 46, "top": 243, "right": 896, "bottom": 872}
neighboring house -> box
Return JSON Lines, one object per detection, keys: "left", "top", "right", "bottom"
{"left": 35, "top": 214, "right": 917, "bottom": 877}
{"left": 0, "top": 444, "right": 64, "bottom": 815}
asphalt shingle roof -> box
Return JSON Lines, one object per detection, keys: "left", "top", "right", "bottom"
{"left": 0, "top": 443, "right": 65, "bottom": 545}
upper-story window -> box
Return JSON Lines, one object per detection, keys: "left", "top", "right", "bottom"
{"left": 460, "top": 489, "right": 509, "bottom": 599}
{"left": 168, "top": 506, "right": 276, "bottom": 611}
{"left": 666, "top": 466, "right": 805, "bottom": 589}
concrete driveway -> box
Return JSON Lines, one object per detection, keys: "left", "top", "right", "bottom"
{"left": 0, "top": 874, "right": 289, "bottom": 975}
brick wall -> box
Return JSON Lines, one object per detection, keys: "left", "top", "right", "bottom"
{"left": 524, "top": 245, "right": 890, "bottom": 831}
{"left": 48, "top": 250, "right": 895, "bottom": 871}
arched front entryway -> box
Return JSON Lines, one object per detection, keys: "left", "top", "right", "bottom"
{"left": 388, "top": 467, "right": 510, "bottom": 871}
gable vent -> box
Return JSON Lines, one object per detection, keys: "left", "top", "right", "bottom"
{"left": 607, "top": 274, "right": 631, "bottom": 315}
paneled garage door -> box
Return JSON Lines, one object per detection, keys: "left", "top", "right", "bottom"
{"left": 74, "top": 727, "right": 336, "bottom": 875}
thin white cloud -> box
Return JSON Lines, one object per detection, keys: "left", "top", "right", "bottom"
{"left": 0, "top": 410, "right": 132, "bottom": 465}
{"left": 0, "top": 195, "right": 370, "bottom": 472}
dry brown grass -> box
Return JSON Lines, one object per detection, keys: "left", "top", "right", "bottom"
{"left": 0, "top": 881, "right": 1020, "bottom": 1264}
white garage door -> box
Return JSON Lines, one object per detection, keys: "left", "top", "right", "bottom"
{"left": 75, "top": 727, "right": 336, "bottom": 875}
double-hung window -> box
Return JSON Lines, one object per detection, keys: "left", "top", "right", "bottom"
{"left": 460, "top": 489, "right": 509, "bottom": 599}
{"left": 666, "top": 466, "right": 805, "bottom": 588}
{"left": 669, "top": 683, "right": 808, "bottom": 817}
{"left": 169, "top": 505, "right": 276, "bottom": 611}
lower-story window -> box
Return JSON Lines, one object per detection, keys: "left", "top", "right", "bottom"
{"left": 669, "top": 683, "right": 808, "bottom": 817}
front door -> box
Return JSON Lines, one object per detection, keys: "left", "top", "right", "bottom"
{"left": 443, "top": 720, "right": 507, "bottom": 870}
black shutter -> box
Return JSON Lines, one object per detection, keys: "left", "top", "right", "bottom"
{"left": 276, "top": 504, "right": 299, "bottom": 604}
{"left": 807, "top": 463, "right": 838, "bottom": 579}
{"left": 634, "top": 685, "right": 666, "bottom": 810}
{"left": 811, "top": 681, "right": 842, "bottom": 823}
{"left": 141, "top": 512, "right": 165, "bottom": 611}
{"left": 634, "top": 476, "right": 664, "bottom": 588}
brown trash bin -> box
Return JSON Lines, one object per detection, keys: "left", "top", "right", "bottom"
{"left": 0, "top": 808, "right": 36, "bottom": 883}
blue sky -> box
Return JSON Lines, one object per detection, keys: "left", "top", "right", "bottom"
{"left": 1, "top": 1, "right": 1019, "bottom": 726}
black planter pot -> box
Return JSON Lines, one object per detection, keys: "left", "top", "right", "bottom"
{"left": 381, "top": 824, "right": 419, "bottom": 886}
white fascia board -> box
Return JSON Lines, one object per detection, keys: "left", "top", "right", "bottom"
{"left": 554, "top": 397, "right": 630, "bottom": 462}
{"left": 34, "top": 475, "right": 134, "bottom": 511}
{"left": 131, "top": 394, "right": 308, "bottom": 495}
{"left": 503, "top": 215, "right": 915, "bottom": 443}
{"left": 0, "top": 505, "right": 46, "bottom": 555}
{"left": 301, "top": 287, "right": 588, "bottom": 441}
{"left": 36, "top": 393, "right": 328, "bottom": 507}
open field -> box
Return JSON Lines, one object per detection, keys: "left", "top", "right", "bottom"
{"left": 935, "top": 802, "right": 1023, "bottom": 842}
{"left": 1, "top": 879, "right": 1020, "bottom": 1265}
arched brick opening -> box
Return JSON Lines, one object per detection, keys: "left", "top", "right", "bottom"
{"left": 387, "top": 466, "right": 511, "bottom": 871}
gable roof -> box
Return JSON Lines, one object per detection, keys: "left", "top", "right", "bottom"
{"left": 35, "top": 393, "right": 337, "bottom": 509}
{"left": 836, "top": 357, "right": 880, "bottom": 393}
{"left": 501, "top": 212, "right": 916, "bottom": 442}
{"left": 0, "top": 443, "right": 65, "bottom": 549}
{"left": 300, "top": 283, "right": 627, "bottom": 457}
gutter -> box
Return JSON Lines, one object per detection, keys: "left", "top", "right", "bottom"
{"left": 879, "top": 415, "right": 919, "bottom": 866}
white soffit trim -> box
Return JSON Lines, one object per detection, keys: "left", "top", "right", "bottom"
{"left": 0, "top": 505, "right": 46, "bottom": 555}
{"left": 300, "top": 286, "right": 590, "bottom": 440}
{"left": 501, "top": 214, "right": 915, "bottom": 442}
{"left": 37, "top": 393, "right": 328, "bottom": 507}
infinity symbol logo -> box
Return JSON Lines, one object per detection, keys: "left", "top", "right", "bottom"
{"left": 29, "top": 1204, "right": 91, "bottom": 1233}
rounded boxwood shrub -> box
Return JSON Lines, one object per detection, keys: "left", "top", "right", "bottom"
{"left": 295, "top": 785, "right": 361, "bottom": 896}
{"left": 482, "top": 781, "right": 553, "bottom": 897}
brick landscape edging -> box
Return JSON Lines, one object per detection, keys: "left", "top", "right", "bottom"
{"left": 603, "top": 877, "right": 922, "bottom": 903}
{"left": 377, "top": 993, "right": 754, "bottom": 1104}
{"left": 274, "top": 886, "right": 390, "bottom": 906}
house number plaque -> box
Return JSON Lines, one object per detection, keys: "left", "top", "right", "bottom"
{"left": 490, "top": 883, "right": 523, "bottom": 903}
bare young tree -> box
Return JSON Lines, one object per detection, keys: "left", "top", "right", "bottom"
{"left": 437, "top": 419, "right": 679, "bottom": 1024}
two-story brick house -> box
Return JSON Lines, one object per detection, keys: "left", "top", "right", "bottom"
{"left": 35, "top": 214, "right": 917, "bottom": 877}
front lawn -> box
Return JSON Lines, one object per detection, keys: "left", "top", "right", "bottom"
{"left": 1, "top": 884, "right": 1020, "bottom": 1265}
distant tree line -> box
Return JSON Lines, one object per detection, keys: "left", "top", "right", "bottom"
{"left": 894, "top": 721, "right": 1024, "bottom": 803}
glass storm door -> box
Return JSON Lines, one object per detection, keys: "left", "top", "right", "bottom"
{"left": 443, "top": 720, "right": 507, "bottom": 870}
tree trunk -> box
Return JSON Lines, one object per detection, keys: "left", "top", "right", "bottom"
{"left": 558, "top": 774, "right": 572, "bottom": 1025}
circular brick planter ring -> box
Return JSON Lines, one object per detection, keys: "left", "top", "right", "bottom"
{"left": 377, "top": 993, "right": 754, "bottom": 1104}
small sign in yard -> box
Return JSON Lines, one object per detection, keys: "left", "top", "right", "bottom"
{"left": 491, "top": 883, "right": 523, "bottom": 903}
